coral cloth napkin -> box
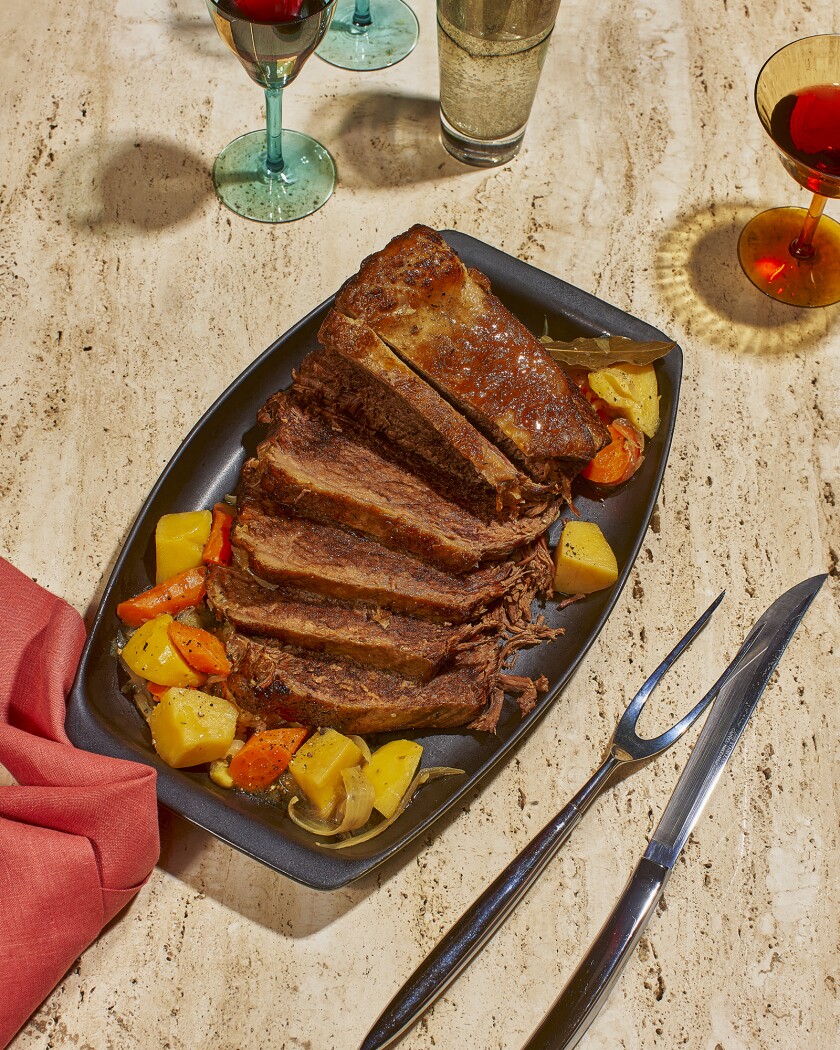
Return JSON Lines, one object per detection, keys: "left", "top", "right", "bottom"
{"left": 0, "top": 557, "right": 159, "bottom": 1048}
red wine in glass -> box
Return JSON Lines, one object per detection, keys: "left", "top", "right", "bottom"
{"left": 770, "top": 85, "right": 840, "bottom": 177}
{"left": 738, "top": 36, "right": 840, "bottom": 307}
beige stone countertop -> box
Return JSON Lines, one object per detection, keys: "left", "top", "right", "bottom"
{"left": 2, "top": 0, "right": 838, "bottom": 1047}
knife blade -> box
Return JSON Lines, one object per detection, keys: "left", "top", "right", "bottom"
{"left": 521, "top": 573, "right": 826, "bottom": 1050}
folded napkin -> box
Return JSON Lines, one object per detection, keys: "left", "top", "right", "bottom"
{"left": 0, "top": 558, "right": 159, "bottom": 1048}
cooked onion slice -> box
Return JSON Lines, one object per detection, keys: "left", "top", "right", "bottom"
{"left": 118, "top": 659, "right": 156, "bottom": 721}
{"left": 288, "top": 765, "right": 376, "bottom": 837}
{"left": 318, "top": 766, "right": 465, "bottom": 850}
{"left": 350, "top": 735, "right": 372, "bottom": 764}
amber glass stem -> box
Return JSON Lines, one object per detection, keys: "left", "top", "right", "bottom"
{"left": 790, "top": 193, "right": 827, "bottom": 260}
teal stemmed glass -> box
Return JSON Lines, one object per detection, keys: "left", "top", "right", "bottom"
{"left": 316, "top": 0, "right": 418, "bottom": 71}
{"left": 207, "top": 0, "right": 337, "bottom": 223}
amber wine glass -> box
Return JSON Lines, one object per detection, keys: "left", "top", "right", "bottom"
{"left": 739, "top": 35, "right": 840, "bottom": 307}
{"left": 207, "top": 0, "right": 336, "bottom": 223}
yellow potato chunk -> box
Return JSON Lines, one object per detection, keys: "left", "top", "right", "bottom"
{"left": 288, "top": 729, "right": 363, "bottom": 817}
{"left": 209, "top": 759, "right": 234, "bottom": 789}
{"left": 588, "top": 363, "right": 660, "bottom": 437}
{"left": 121, "top": 614, "right": 205, "bottom": 688}
{"left": 155, "top": 510, "right": 212, "bottom": 584}
{"left": 553, "top": 521, "right": 619, "bottom": 595}
{"left": 148, "top": 687, "right": 238, "bottom": 768}
{"left": 362, "top": 740, "right": 423, "bottom": 818}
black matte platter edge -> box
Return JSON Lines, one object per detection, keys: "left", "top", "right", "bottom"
{"left": 66, "top": 229, "right": 683, "bottom": 891}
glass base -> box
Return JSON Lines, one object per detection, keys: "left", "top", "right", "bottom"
{"left": 212, "top": 129, "right": 336, "bottom": 224}
{"left": 738, "top": 206, "right": 840, "bottom": 307}
{"left": 439, "top": 110, "right": 525, "bottom": 167}
{"left": 316, "top": 0, "right": 418, "bottom": 71}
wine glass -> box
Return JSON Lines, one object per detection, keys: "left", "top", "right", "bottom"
{"left": 206, "top": 0, "right": 337, "bottom": 223}
{"left": 316, "top": 0, "right": 418, "bottom": 71}
{"left": 739, "top": 35, "right": 840, "bottom": 307}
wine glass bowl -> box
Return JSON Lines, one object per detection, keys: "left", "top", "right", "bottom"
{"left": 206, "top": 0, "right": 337, "bottom": 223}
{"left": 756, "top": 35, "right": 840, "bottom": 196}
{"left": 739, "top": 34, "right": 840, "bottom": 306}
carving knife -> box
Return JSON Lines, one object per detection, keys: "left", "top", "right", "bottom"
{"left": 522, "top": 573, "right": 826, "bottom": 1050}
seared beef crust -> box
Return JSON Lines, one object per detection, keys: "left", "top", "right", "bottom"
{"left": 294, "top": 311, "right": 550, "bottom": 517}
{"left": 334, "top": 225, "right": 610, "bottom": 482}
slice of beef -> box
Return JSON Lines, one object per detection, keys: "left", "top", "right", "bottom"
{"left": 224, "top": 631, "right": 502, "bottom": 734}
{"left": 334, "top": 224, "right": 610, "bottom": 482}
{"left": 293, "top": 310, "right": 549, "bottom": 517}
{"left": 231, "top": 499, "right": 524, "bottom": 623}
{"left": 251, "top": 394, "right": 561, "bottom": 574}
{"left": 206, "top": 564, "right": 477, "bottom": 681}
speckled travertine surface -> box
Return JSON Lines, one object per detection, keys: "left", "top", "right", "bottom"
{"left": 2, "top": 1, "right": 838, "bottom": 1048}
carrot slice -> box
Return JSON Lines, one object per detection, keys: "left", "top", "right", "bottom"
{"left": 167, "top": 621, "right": 231, "bottom": 676}
{"left": 202, "top": 503, "right": 235, "bottom": 566}
{"left": 147, "top": 682, "right": 168, "bottom": 699}
{"left": 116, "top": 566, "right": 207, "bottom": 628}
{"left": 582, "top": 420, "right": 644, "bottom": 486}
{"left": 570, "top": 370, "right": 614, "bottom": 424}
{"left": 228, "top": 728, "right": 309, "bottom": 791}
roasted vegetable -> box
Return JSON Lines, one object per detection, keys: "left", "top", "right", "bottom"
{"left": 228, "top": 728, "right": 308, "bottom": 790}
{"left": 288, "top": 729, "right": 363, "bottom": 817}
{"left": 318, "top": 766, "right": 465, "bottom": 850}
{"left": 116, "top": 566, "right": 207, "bottom": 627}
{"left": 581, "top": 419, "right": 644, "bottom": 486}
{"left": 209, "top": 760, "right": 235, "bottom": 789}
{"left": 121, "top": 614, "right": 206, "bottom": 688}
{"left": 587, "top": 363, "right": 660, "bottom": 437}
{"left": 148, "top": 687, "right": 238, "bottom": 768}
{"left": 155, "top": 510, "right": 212, "bottom": 584}
{"left": 209, "top": 740, "right": 245, "bottom": 788}
{"left": 167, "top": 620, "right": 231, "bottom": 676}
{"left": 202, "top": 503, "right": 236, "bottom": 567}
{"left": 553, "top": 521, "right": 618, "bottom": 595}
{"left": 289, "top": 765, "right": 376, "bottom": 837}
{"left": 362, "top": 739, "right": 424, "bottom": 818}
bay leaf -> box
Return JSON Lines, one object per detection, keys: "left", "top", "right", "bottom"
{"left": 539, "top": 334, "right": 675, "bottom": 370}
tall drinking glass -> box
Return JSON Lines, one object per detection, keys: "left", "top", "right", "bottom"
{"left": 207, "top": 0, "right": 336, "bottom": 223}
{"left": 437, "top": 0, "right": 562, "bottom": 166}
{"left": 738, "top": 35, "right": 840, "bottom": 306}
{"left": 317, "top": 0, "right": 419, "bottom": 71}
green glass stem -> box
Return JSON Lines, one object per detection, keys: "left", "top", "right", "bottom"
{"left": 265, "top": 87, "right": 284, "bottom": 177}
{"left": 353, "top": 0, "right": 372, "bottom": 27}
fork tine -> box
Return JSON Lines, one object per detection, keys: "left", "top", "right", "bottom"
{"left": 643, "top": 677, "right": 719, "bottom": 751}
{"left": 619, "top": 591, "right": 726, "bottom": 731}
{"left": 642, "top": 625, "right": 765, "bottom": 752}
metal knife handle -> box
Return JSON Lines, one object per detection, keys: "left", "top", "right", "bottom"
{"left": 359, "top": 758, "right": 621, "bottom": 1050}
{"left": 522, "top": 857, "right": 670, "bottom": 1050}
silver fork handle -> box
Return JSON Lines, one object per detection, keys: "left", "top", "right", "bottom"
{"left": 360, "top": 755, "right": 621, "bottom": 1050}
{"left": 521, "top": 856, "right": 671, "bottom": 1050}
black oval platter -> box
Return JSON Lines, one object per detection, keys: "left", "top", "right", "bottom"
{"left": 66, "top": 230, "right": 682, "bottom": 890}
